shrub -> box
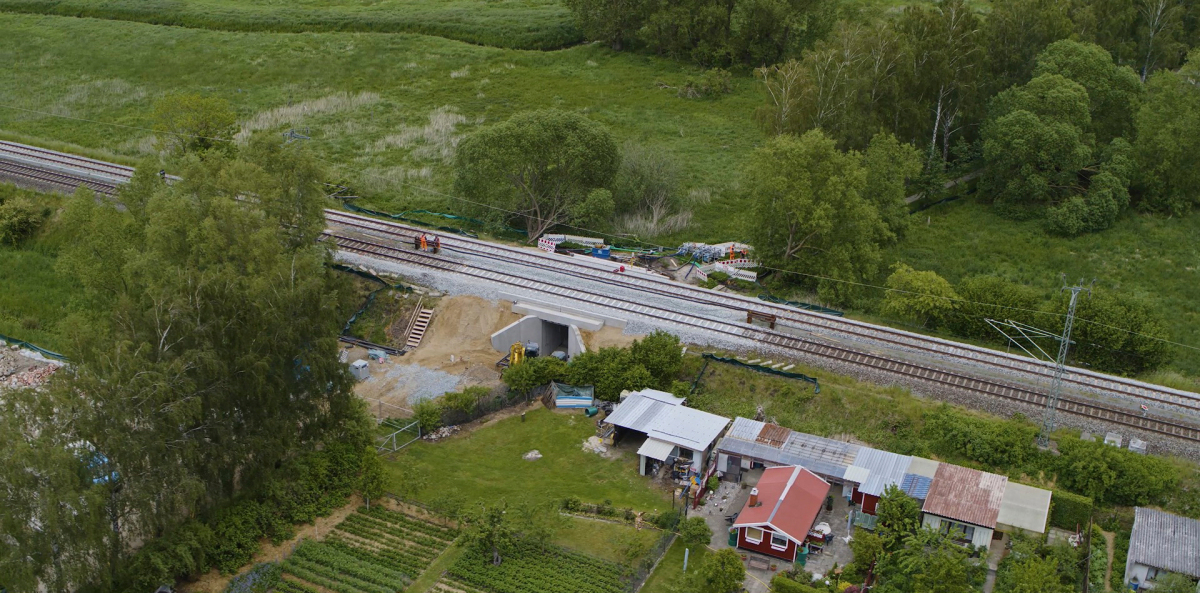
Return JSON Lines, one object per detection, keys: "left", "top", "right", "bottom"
{"left": 1048, "top": 490, "right": 1093, "bottom": 530}
{"left": 118, "top": 520, "right": 215, "bottom": 592}
{"left": 771, "top": 573, "right": 821, "bottom": 593}
{"left": 947, "top": 276, "right": 1044, "bottom": 340}
{"left": 921, "top": 406, "right": 1039, "bottom": 469}
{"left": 630, "top": 330, "right": 683, "bottom": 387}
{"left": 501, "top": 356, "right": 568, "bottom": 394}
{"left": 566, "top": 347, "right": 654, "bottom": 401}
{"left": 413, "top": 398, "right": 443, "bottom": 433}
{"left": 679, "top": 68, "right": 733, "bottom": 99}
{"left": 881, "top": 263, "right": 958, "bottom": 328}
{"left": 0, "top": 197, "right": 44, "bottom": 246}
{"left": 210, "top": 501, "right": 268, "bottom": 574}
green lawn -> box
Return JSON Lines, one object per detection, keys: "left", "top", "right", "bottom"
{"left": 0, "top": 0, "right": 578, "bottom": 49}
{"left": 549, "top": 516, "right": 660, "bottom": 563}
{"left": 640, "top": 539, "right": 708, "bottom": 593}
{"left": 385, "top": 407, "right": 671, "bottom": 512}
{"left": 0, "top": 12, "right": 764, "bottom": 244}
{"left": 0, "top": 185, "right": 72, "bottom": 353}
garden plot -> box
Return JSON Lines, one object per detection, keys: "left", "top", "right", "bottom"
{"left": 280, "top": 506, "right": 458, "bottom": 593}
{"left": 442, "top": 540, "right": 627, "bottom": 593}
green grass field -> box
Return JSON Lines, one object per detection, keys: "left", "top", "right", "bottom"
{"left": 384, "top": 407, "right": 672, "bottom": 512}
{"left": 0, "top": 12, "right": 763, "bottom": 244}
{"left": 0, "top": 184, "right": 72, "bottom": 352}
{"left": 2, "top": 9, "right": 1199, "bottom": 380}
{"left": 879, "top": 198, "right": 1200, "bottom": 375}
{"left": 0, "top": 0, "right": 579, "bottom": 49}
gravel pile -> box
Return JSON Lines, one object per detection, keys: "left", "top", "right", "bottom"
{"left": 382, "top": 362, "right": 462, "bottom": 404}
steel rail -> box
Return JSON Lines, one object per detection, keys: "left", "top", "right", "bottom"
{"left": 324, "top": 231, "right": 1200, "bottom": 443}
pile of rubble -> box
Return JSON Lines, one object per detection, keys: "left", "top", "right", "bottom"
{"left": 0, "top": 346, "right": 62, "bottom": 390}
{"left": 422, "top": 425, "right": 460, "bottom": 442}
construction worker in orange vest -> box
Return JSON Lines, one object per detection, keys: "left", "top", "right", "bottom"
{"left": 420, "top": 234, "right": 428, "bottom": 251}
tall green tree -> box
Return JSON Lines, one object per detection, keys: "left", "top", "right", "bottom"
{"left": 151, "top": 94, "right": 237, "bottom": 155}
{"left": 745, "top": 130, "right": 887, "bottom": 303}
{"left": 1033, "top": 40, "right": 1144, "bottom": 143}
{"left": 629, "top": 330, "right": 683, "bottom": 387}
{"left": 461, "top": 501, "right": 516, "bottom": 565}
{"left": 863, "top": 132, "right": 922, "bottom": 239}
{"left": 876, "top": 528, "right": 978, "bottom": 593}
{"left": 563, "top": 0, "right": 650, "bottom": 50}
{"left": 699, "top": 548, "right": 745, "bottom": 593}
{"left": 1132, "top": 56, "right": 1200, "bottom": 215}
{"left": 8, "top": 135, "right": 369, "bottom": 589}
{"left": 454, "top": 109, "right": 620, "bottom": 240}
{"left": 983, "top": 0, "right": 1075, "bottom": 94}
{"left": 875, "top": 484, "right": 922, "bottom": 552}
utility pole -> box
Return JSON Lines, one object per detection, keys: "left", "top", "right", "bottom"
{"left": 1039, "top": 275, "right": 1094, "bottom": 448}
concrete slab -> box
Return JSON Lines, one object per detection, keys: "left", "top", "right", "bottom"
{"left": 512, "top": 301, "right": 605, "bottom": 331}
{"left": 498, "top": 292, "right": 628, "bottom": 328}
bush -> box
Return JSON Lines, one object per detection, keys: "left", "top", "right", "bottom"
{"left": 566, "top": 347, "right": 654, "bottom": 401}
{"left": 1049, "top": 490, "right": 1093, "bottom": 530}
{"left": 1056, "top": 436, "right": 1179, "bottom": 505}
{"left": 921, "top": 406, "right": 1039, "bottom": 469}
{"left": 501, "top": 356, "right": 568, "bottom": 394}
{"left": 771, "top": 574, "right": 821, "bottom": 593}
{"left": 630, "top": 330, "right": 683, "bottom": 388}
{"left": 413, "top": 398, "right": 443, "bottom": 433}
{"left": 947, "top": 276, "right": 1044, "bottom": 340}
{"left": 678, "top": 68, "right": 733, "bottom": 99}
{"left": 0, "top": 197, "right": 44, "bottom": 246}
{"left": 118, "top": 520, "right": 215, "bottom": 592}
{"left": 210, "top": 501, "right": 268, "bottom": 574}
{"left": 1053, "top": 290, "right": 1172, "bottom": 375}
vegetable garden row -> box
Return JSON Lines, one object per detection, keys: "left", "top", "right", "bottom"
{"left": 277, "top": 506, "right": 458, "bottom": 593}
{"left": 446, "top": 540, "right": 627, "bottom": 593}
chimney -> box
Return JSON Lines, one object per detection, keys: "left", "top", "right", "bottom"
{"left": 749, "top": 488, "right": 759, "bottom": 507}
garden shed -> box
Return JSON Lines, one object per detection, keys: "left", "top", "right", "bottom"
{"left": 603, "top": 389, "right": 729, "bottom": 476}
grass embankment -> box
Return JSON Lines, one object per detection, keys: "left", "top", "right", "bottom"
{"left": 0, "top": 0, "right": 579, "bottom": 49}
{"left": 879, "top": 198, "right": 1200, "bottom": 376}
{"left": 384, "top": 407, "right": 671, "bottom": 511}
{"left": 0, "top": 184, "right": 72, "bottom": 352}
{"left": 0, "top": 12, "right": 763, "bottom": 244}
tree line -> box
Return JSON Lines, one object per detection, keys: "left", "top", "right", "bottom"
{"left": 0, "top": 133, "right": 380, "bottom": 592}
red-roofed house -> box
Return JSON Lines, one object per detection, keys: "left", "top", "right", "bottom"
{"left": 731, "top": 466, "right": 830, "bottom": 562}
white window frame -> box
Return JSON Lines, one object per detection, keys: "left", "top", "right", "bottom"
{"left": 744, "top": 527, "right": 763, "bottom": 544}
{"left": 938, "top": 519, "right": 976, "bottom": 542}
{"left": 770, "top": 533, "right": 789, "bottom": 550}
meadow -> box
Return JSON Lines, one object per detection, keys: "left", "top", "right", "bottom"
{"left": 0, "top": 184, "right": 72, "bottom": 352}
{"left": 2, "top": 9, "right": 1199, "bottom": 380}
{"left": 0, "top": 12, "right": 764, "bottom": 244}
{"left": 0, "top": 0, "right": 579, "bottom": 49}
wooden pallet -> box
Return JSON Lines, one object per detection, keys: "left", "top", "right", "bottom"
{"left": 405, "top": 308, "right": 434, "bottom": 350}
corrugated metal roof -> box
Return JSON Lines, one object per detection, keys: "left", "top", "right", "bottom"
{"left": 716, "top": 436, "right": 850, "bottom": 480}
{"left": 638, "top": 438, "right": 676, "bottom": 461}
{"left": 850, "top": 448, "right": 913, "bottom": 497}
{"left": 605, "top": 392, "right": 675, "bottom": 433}
{"left": 1129, "top": 507, "right": 1200, "bottom": 578}
{"left": 647, "top": 406, "right": 729, "bottom": 451}
{"left": 900, "top": 473, "right": 932, "bottom": 500}
{"left": 639, "top": 389, "right": 687, "bottom": 404}
{"left": 906, "top": 457, "right": 940, "bottom": 478}
{"left": 727, "top": 417, "right": 764, "bottom": 441}
{"left": 780, "top": 432, "right": 861, "bottom": 467}
{"left": 757, "top": 424, "right": 791, "bottom": 447}
{"left": 922, "top": 464, "right": 1007, "bottom": 528}
{"left": 996, "top": 482, "right": 1051, "bottom": 534}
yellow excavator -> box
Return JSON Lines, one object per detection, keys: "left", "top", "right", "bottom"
{"left": 509, "top": 342, "right": 525, "bottom": 366}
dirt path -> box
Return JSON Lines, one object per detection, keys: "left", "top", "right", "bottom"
{"left": 1102, "top": 529, "right": 1116, "bottom": 592}
{"left": 178, "top": 499, "right": 361, "bottom": 593}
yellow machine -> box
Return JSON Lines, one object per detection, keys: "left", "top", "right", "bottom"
{"left": 509, "top": 342, "right": 525, "bottom": 366}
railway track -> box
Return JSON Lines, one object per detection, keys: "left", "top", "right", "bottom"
{"left": 6, "top": 140, "right": 1200, "bottom": 444}
{"left": 325, "top": 231, "right": 1200, "bottom": 444}
{"left": 324, "top": 209, "right": 1200, "bottom": 417}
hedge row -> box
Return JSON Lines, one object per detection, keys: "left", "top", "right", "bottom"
{"left": 1049, "top": 490, "right": 1094, "bottom": 531}
{"left": 119, "top": 443, "right": 378, "bottom": 591}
